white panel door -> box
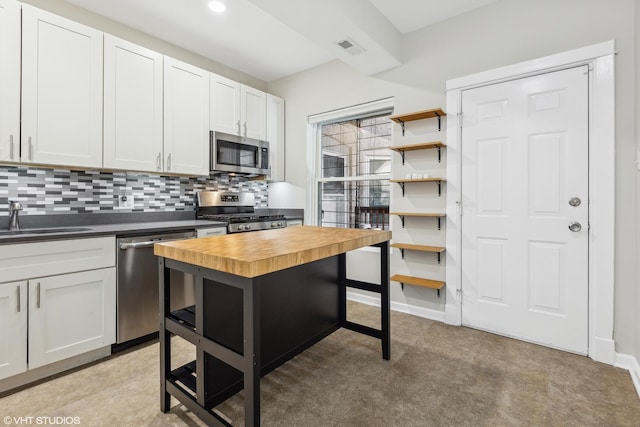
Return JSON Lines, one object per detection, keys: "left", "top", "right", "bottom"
{"left": 0, "top": 281, "right": 27, "bottom": 380}
{"left": 21, "top": 5, "right": 103, "bottom": 168}
{"left": 460, "top": 66, "right": 589, "bottom": 354}
{"left": 164, "top": 57, "right": 210, "bottom": 176}
{"left": 241, "top": 85, "right": 267, "bottom": 140}
{"left": 104, "top": 35, "right": 163, "bottom": 172}
{"left": 28, "top": 268, "right": 116, "bottom": 369}
{"left": 0, "top": 0, "right": 20, "bottom": 163}
{"left": 210, "top": 73, "right": 241, "bottom": 136}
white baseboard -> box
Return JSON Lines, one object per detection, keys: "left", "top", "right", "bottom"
{"left": 347, "top": 291, "right": 445, "bottom": 323}
{"left": 615, "top": 352, "right": 640, "bottom": 399}
{"left": 592, "top": 336, "right": 616, "bottom": 365}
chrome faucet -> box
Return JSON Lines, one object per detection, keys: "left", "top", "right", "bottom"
{"left": 8, "top": 201, "right": 22, "bottom": 231}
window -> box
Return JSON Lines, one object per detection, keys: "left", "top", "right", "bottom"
{"left": 315, "top": 112, "right": 392, "bottom": 230}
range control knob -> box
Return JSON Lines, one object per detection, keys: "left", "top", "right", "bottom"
{"left": 244, "top": 224, "right": 252, "bottom": 231}
{"left": 271, "top": 222, "right": 277, "bottom": 227}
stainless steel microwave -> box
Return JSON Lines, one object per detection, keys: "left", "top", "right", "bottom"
{"left": 210, "top": 131, "right": 269, "bottom": 175}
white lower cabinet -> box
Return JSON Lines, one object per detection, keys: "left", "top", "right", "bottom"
{"left": 28, "top": 268, "right": 116, "bottom": 370}
{"left": 0, "top": 281, "right": 27, "bottom": 380}
{"left": 0, "top": 237, "right": 116, "bottom": 381}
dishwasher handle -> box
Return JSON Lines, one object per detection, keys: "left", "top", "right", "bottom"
{"left": 119, "top": 236, "right": 194, "bottom": 250}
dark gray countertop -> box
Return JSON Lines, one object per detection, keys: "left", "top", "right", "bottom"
{"left": 0, "top": 219, "right": 226, "bottom": 244}
{"left": 0, "top": 209, "right": 303, "bottom": 244}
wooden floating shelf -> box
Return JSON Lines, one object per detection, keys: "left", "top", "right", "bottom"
{"left": 390, "top": 141, "right": 446, "bottom": 164}
{"left": 390, "top": 212, "right": 445, "bottom": 217}
{"left": 390, "top": 141, "right": 446, "bottom": 152}
{"left": 391, "top": 243, "right": 445, "bottom": 253}
{"left": 391, "top": 243, "right": 445, "bottom": 263}
{"left": 390, "top": 178, "right": 446, "bottom": 197}
{"left": 390, "top": 178, "right": 445, "bottom": 183}
{"left": 391, "top": 274, "right": 445, "bottom": 296}
{"left": 391, "top": 212, "right": 445, "bottom": 229}
{"left": 389, "top": 108, "right": 446, "bottom": 124}
{"left": 389, "top": 108, "right": 447, "bottom": 134}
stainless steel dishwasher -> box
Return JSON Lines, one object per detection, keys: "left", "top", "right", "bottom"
{"left": 116, "top": 231, "right": 196, "bottom": 344}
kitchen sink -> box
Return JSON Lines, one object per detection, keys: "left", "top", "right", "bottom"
{"left": 0, "top": 227, "right": 93, "bottom": 236}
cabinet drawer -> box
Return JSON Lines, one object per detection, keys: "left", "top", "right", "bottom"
{"left": 197, "top": 227, "right": 226, "bottom": 238}
{"left": 0, "top": 236, "right": 115, "bottom": 283}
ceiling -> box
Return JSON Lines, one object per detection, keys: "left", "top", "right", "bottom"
{"left": 63, "top": 0, "right": 498, "bottom": 82}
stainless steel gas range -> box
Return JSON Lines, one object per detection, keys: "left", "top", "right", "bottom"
{"left": 196, "top": 191, "right": 286, "bottom": 233}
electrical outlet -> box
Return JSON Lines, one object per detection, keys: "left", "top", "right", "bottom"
{"left": 118, "top": 193, "right": 134, "bottom": 209}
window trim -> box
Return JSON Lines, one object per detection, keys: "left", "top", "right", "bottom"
{"left": 306, "top": 98, "right": 394, "bottom": 227}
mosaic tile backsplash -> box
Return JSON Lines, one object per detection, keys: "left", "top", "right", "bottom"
{"left": 0, "top": 166, "right": 268, "bottom": 215}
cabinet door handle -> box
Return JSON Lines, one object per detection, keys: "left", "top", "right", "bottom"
{"left": 36, "top": 282, "right": 41, "bottom": 309}
{"left": 237, "top": 120, "right": 241, "bottom": 136}
{"left": 9, "top": 135, "right": 14, "bottom": 160}
{"left": 156, "top": 152, "right": 161, "bottom": 171}
{"left": 167, "top": 153, "right": 172, "bottom": 171}
{"left": 16, "top": 285, "right": 20, "bottom": 313}
{"left": 243, "top": 122, "right": 247, "bottom": 137}
{"left": 28, "top": 137, "right": 33, "bottom": 161}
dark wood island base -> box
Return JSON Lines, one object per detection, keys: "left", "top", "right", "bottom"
{"left": 155, "top": 226, "right": 391, "bottom": 426}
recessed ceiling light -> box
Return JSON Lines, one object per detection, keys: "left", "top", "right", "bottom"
{"left": 208, "top": 1, "right": 226, "bottom": 13}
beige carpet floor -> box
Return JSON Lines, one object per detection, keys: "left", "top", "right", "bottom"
{"left": 1, "top": 302, "right": 639, "bottom": 426}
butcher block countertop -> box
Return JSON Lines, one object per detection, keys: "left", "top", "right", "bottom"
{"left": 154, "top": 226, "right": 392, "bottom": 278}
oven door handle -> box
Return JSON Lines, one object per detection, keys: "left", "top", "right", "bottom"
{"left": 119, "top": 236, "right": 194, "bottom": 250}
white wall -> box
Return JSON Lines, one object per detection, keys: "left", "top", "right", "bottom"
{"left": 269, "top": 0, "right": 639, "bottom": 357}
{"left": 21, "top": 0, "right": 268, "bottom": 90}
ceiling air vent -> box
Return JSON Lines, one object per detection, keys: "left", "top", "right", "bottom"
{"left": 336, "top": 38, "right": 365, "bottom": 56}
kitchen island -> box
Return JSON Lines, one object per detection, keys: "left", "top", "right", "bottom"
{"left": 154, "top": 226, "right": 391, "bottom": 426}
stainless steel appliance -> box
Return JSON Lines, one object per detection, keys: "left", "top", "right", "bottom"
{"left": 196, "top": 191, "right": 286, "bottom": 233}
{"left": 210, "top": 131, "right": 269, "bottom": 176}
{"left": 116, "top": 231, "right": 196, "bottom": 344}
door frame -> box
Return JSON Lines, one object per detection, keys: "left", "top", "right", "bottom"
{"left": 444, "top": 41, "right": 616, "bottom": 364}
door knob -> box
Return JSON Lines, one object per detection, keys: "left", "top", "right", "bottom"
{"left": 568, "top": 221, "right": 582, "bottom": 232}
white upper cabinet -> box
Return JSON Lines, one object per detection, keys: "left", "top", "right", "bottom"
{"left": 266, "top": 94, "right": 285, "bottom": 182}
{"left": 21, "top": 5, "right": 103, "bottom": 169}
{"left": 103, "top": 35, "right": 163, "bottom": 173}
{"left": 210, "top": 74, "right": 242, "bottom": 136}
{"left": 0, "top": 0, "right": 20, "bottom": 163}
{"left": 210, "top": 73, "right": 267, "bottom": 140}
{"left": 241, "top": 85, "right": 267, "bottom": 140}
{"left": 164, "top": 57, "right": 210, "bottom": 176}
